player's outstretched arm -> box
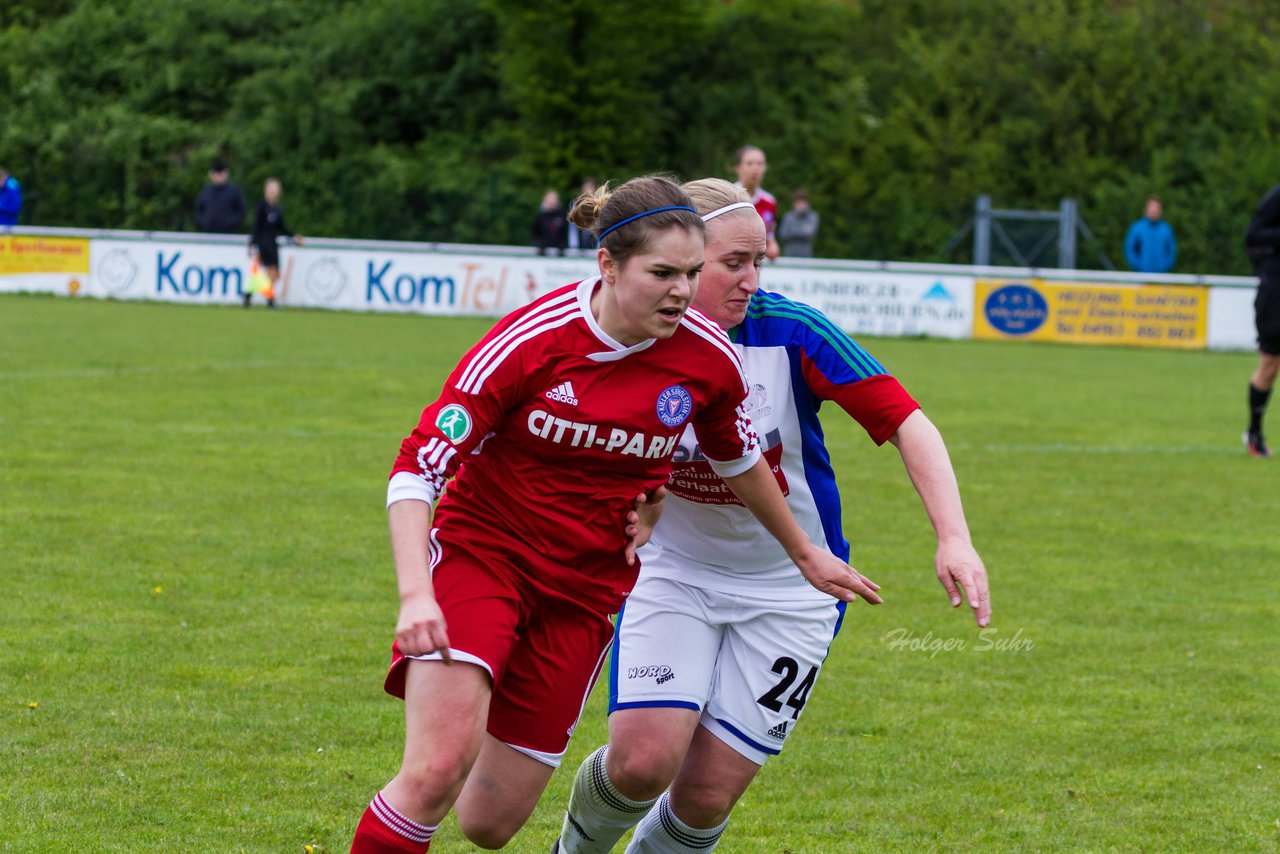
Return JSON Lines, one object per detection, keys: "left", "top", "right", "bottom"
{"left": 887, "top": 410, "right": 991, "bottom": 627}
{"left": 388, "top": 499, "right": 452, "bottom": 662}
{"left": 722, "top": 458, "right": 882, "bottom": 605}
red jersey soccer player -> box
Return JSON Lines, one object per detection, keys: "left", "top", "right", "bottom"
{"left": 733, "top": 145, "right": 779, "bottom": 261}
{"left": 349, "top": 176, "right": 880, "bottom": 853}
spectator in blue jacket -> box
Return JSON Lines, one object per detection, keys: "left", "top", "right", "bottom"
{"left": 0, "top": 166, "right": 22, "bottom": 227}
{"left": 1124, "top": 197, "right": 1177, "bottom": 273}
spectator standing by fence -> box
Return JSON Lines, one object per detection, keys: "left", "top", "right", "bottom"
{"left": 1123, "top": 196, "right": 1177, "bottom": 274}
{"left": 0, "top": 166, "right": 23, "bottom": 227}
{"left": 532, "top": 189, "right": 568, "bottom": 256}
{"left": 193, "top": 160, "right": 246, "bottom": 234}
{"left": 778, "top": 189, "right": 819, "bottom": 257}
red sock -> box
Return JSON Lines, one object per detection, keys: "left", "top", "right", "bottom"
{"left": 350, "top": 792, "right": 435, "bottom": 853}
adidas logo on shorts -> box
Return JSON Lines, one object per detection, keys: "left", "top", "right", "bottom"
{"left": 545, "top": 381, "right": 578, "bottom": 405}
{"left": 766, "top": 720, "right": 790, "bottom": 740}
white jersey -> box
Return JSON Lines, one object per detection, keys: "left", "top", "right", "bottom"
{"left": 641, "top": 289, "right": 919, "bottom": 600}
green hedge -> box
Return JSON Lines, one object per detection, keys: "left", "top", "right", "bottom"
{"left": 2, "top": 0, "right": 1277, "bottom": 272}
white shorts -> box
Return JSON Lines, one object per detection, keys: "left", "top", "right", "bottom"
{"left": 608, "top": 567, "right": 846, "bottom": 764}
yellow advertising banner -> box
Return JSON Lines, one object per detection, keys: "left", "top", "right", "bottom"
{"left": 0, "top": 235, "right": 91, "bottom": 275}
{"left": 973, "top": 279, "right": 1207, "bottom": 349}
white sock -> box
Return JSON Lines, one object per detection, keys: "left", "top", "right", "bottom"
{"left": 623, "top": 791, "right": 727, "bottom": 853}
{"left": 558, "top": 745, "right": 658, "bottom": 854}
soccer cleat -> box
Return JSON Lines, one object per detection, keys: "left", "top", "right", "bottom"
{"left": 1245, "top": 431, "right": 1272, "bottom": 458}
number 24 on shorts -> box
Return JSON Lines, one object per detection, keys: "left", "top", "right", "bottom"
{"left": 757, "top": 656, "right": 818, "bottom": 720}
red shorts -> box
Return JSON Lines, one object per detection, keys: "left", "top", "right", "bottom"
{"left": 384, "top": 536, "right": 615, "bottom": 765}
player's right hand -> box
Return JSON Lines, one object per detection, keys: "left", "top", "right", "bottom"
{"left": 624, "top": 485, "right": 669, "bottom": 566}
{"left": 795, "top": 546, "right": 883, "bottom": 605}
{"left": 396, "top": 592, "right": 452, "bottom": 663}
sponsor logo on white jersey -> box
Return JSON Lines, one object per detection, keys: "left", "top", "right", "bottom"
{"left": 766, "top": 720, "right": 791, "bottom": 740}
{"left": 545, "top": 380, "right": 579, "bottom": 405}
{"left": 527, "top": 409, "right": 678, "bottom": 459}
{"left": 745, "top": 383, "right": 773, "bottom": 418}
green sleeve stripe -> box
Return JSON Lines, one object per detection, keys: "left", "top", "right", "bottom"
{"left": 747, "top": 293, "right": 885, "bottom": 375}
{"left": 746, "top": 296, "right": 885, "bottom": 377}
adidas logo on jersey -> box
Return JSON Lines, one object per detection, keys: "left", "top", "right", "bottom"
{"left": 545, "top": 381, "right": 578, "bottom": 405}
{"left": 766, "top": 720, "right": 790, "bottom": 740}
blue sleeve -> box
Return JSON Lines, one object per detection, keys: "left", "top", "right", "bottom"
{"left": 1123, "top": 221, "right": 1142, "bottom": 270}
{"left": 0, "top": 180, "right": 21, "bottom": 217}
{"left": 1165, "top": 225, "right": 1177, "bottom": 271}
{"left": 748, "top": 292, "right": 889, "bottom": 384}
{"left": 739, "top": 291, "right": 918, "bottom": 444}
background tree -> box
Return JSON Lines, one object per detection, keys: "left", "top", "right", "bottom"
{"left": 1, "top": 0, "right": 1277, "bottom": 272}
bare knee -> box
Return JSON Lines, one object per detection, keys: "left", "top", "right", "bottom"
{"left": 391, "top": 754, "right": 472, "bottom": 818}
{"left": 669, "top": 778, "right": 741, "bottom": 829}
{"left": 454, "top": 780, "right": 531, "bottom": 850}
{"left": 453, "top": 737, "right": 554, "bottom": 848}
{"left": 1253, "top": 355, "right": 1280, "bottom": 389}
{"left": 665, "top": 730, "right": 759, "bottom": 830}
{"left": 456, "top": 814, "right": 520, "bottom": 850}
{"left": 607, "top": 739, "right": 684, "bottom": 801}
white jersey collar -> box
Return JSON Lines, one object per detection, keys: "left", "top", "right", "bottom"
{"left": 577, "top": 277, "right": 657, "bottom": 362}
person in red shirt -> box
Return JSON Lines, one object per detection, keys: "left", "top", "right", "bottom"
{"left": 552, "top": 178, "right": 990, "bottom": 854}
{"left": 733, "top": 146, "right": 779, "bottom": 261}
{"left": 349, "top": 175, "right": 880, "bottom": 853}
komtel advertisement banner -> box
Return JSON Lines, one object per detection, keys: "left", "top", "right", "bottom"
{"left": 974, "top": 279, "right": 1208, "bottom": 349}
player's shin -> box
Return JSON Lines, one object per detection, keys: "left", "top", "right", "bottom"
{"left": 557, "top": 745, "right": 657, "bottom": 854}
{"left": 623, "top": 791, "right": 726, "bottom": 854}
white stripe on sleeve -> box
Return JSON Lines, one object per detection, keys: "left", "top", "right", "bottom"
{"left": 705, "top": 444, "right": 762, "bottom": 479}
{"left": 457, "top": 292, "right": 579, "bottom": 393}
{"left": 387, "top": 470, "right": 438, "bottom": 508}
{"left": 459, "top": 310, "right": 581, "bottom": 394}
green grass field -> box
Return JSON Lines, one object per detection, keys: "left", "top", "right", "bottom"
{"left": 2, "top": 294, "right": 1277, "bottom": 853}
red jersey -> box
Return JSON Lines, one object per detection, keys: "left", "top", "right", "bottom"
{"left": 388, "top": 278, "right": 761, "bottom": 611}
{"left": 737, "top": 184, "right": 778, "bottom": 237}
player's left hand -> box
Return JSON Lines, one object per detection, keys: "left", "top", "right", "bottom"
{"left": 935, "top": 536, "right": 990, "bottom": 627}
{"left": 795, "top": 545, "right": 883, "bottom": 605}
{"left": 623, "top": 486, "right": 668, "bottom": 566}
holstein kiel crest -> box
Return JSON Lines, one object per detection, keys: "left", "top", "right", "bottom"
{"left": 655, "top": 385, "right": 693, "bottom": 428}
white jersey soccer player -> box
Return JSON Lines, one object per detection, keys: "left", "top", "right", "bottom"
{"left": 610, "top": 288, "right": 920, "bottom": 761}
{"left": 556, "top": 180, "right": 987, "bottom": 854}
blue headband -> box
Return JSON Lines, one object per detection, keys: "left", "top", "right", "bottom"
{"left": 597, "top": 206, "right": 697, "bottom": 242}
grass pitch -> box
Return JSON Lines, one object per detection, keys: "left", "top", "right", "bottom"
{"left": 1, "top": 295, "right": 1277, "bottom": 852}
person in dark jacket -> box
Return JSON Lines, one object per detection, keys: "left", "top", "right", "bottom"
{"left": 0, "top": 166, "right": 23, "bottom": 227}
{"left": 193, "top": 160, "right": 246, "bottom": 234}
{"left": 247, "top": 177, "right": 302, "bottom": 309}
{"left": 531, "top": 189, "right": 568, "bottom": 256}
{"left": 1244, "top": 182, "right": 1280, "bottom": 457}
{"left": 778, "top": 189, "right": 820, "bottom": 257}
